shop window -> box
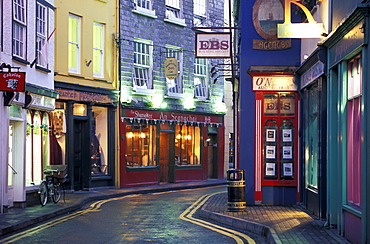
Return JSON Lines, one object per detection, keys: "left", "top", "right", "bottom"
{"left": 347, "top": 55, "right": 362, "bottom": 208}
{"left": 126, "top": 123, "right": 157, "bottom": 167}
{"left": 51, "top": 102, "right": 67, "bottom": 166}
{"left": 91, "top": 106, "right": 109, "bottom": 175}
{"left": 175, "top": 124, "right": 201, "bottom": 165}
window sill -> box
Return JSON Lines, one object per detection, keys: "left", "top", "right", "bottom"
{"left": 164, "top": 17, "right": 186, "bottom": 27}
{"left": 195, "top": 96, "right": 209, "bottom": 101}
{"left": 133, "top": 87, "right": 155, "bottom": 95}
{"left": 132, "top": 7, "right": 157, "bottom": 19}
{"left": 36, "top": 65, "right": 51, "bottom": 73}
{"left": 166, "top": 93, "right": 185, "bottom": 99}
{"left": 12, "top": 56, "right": 29, "bottom": 65}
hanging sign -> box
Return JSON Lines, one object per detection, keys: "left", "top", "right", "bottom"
{"left": 195, "top": 32, "right": 232, "bottom": 58}
{"left": 0, "top": 72, "right": 26, "bottom": 92}
{"left": 164, "top": 58, "right": 178, "bottom": 80}
{"left": 278, "top": 0, "right": 326, "bottom": 38}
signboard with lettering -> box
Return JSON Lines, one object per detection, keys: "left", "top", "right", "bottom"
{"left": 0, "top": 72, "right": 26, "bottom": 92}
{"left": 164, "top": 58, "right": 179, "bottom": 80}
{"left": 277, "top": 0, "right": 326, "bottom": 38}
{"left": 195, "top": 32, "right": 232, "bottom": 58}
{"left": 252, "top": 75, "right": 297, "bottom": 91}
{"left": 56, "top": 89, "right": 117, "bottom": 103}
{"left": 122, "top": 109, "right": 220, "bottom": 124}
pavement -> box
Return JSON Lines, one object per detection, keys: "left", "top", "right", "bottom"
{"left": 0, "top": 179, "right": 350, "bottom": 244}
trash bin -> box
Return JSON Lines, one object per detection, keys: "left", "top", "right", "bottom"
{"left": 227, "top": 169, "right": 246, "bottom": 212}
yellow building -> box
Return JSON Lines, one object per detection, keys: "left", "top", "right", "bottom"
{"left": 53, "top": 0, "right": 119, "bottom": 190}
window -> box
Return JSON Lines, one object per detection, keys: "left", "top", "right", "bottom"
{"left": 36, "top": 2, "right": 47, "bottom": 67}
{"left": 194, "top": 58, "right": 208, "bottom": 98}
{"left": 125, "top": 123, "right": 157, "bottom": 167}
{"left": 93, "top": 22, "right": 104, "bottom": 78}
{"left": 165, "top": 0, "right": 185, "bottom": 26}
{"left": 175, "top": 124, "right": 201, "bottom": 165}
{"left": 166, "top": 46, "right": 183, "bottom": 94}
{"left": 193, "top": 0, "right": 206, "bottom": 26}
{"left": 91, "top": 106, "right": 109, "bottom": 175}
{"left": 68, "top": 14, "right": 81, "bottom": 74}
{"left": 347, "top": 55, "right": 362, "bottom": 208}
{"left": 134, "top": 39, "right": 153, "bottom": 89}
{"left": 132, "top": 0, "right": 156, "bottom": 18}
{"left": 13, "top": 0, "right": 26, "bottom": 59}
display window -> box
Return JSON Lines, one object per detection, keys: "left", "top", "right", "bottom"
{"left": 125, "top": 122, "right": 157, "bottom": 167}
{"left": 261, "top": 92, "right": 298, "bottom": 185}
{"left": 174, "top": 124, "right": 201, "bottom": 165}
{"left": 91, "top": 106, "right": 109, "bottom": 175}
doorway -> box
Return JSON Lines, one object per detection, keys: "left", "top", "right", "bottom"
{"left": 207, "top": 134, "right": 218, "bottom": 178}
{"left": 159, "top": 132, "right": 175, "bottom": 183}
{"left": 73, "top": 119, "right": 89, "bottom": 190}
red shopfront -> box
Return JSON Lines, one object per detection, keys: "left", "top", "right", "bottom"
{"left": 119, "top": 108, "right": 224, "bottom": 188}
{"left": 251, "top": 73, "right": 300, "bottom": 205}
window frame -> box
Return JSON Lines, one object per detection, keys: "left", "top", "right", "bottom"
{"left": 93, "top": 22, "right": 105, "bottom": 78}
{"left": 36, "top": 2, "right": 48, "bottom": 67}
{"left": 194, "top": 58, "right": 208, "bottom": 99}
{"left": 166, "top": 45, "right": 183, "bottom": 95}
{"left": 12, "top": 0, "right": 27, "bottom": 59}
{"left": 133, "top": 39, "right": 153, "bottom": 90}
{"left": 132, "top": 0, "right": 157, "bottom": 18}
{"left": 165, "top": 0, "right": 186, "bottom": 26}
{"left": 68, "top": 13, "right": 81, "bottom": 74}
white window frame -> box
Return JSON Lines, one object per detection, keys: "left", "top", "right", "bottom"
{"left": 93, "top": 22, "right": 104, "bottom": 78}
{"left": 166, "top": 45, "right": 183, "bottom": 95}
{"left": 132, "top": 0, "right": 157, "bottom": 18}
{"left": 36, "top": 2, "right": 47, "bottom": 67}
{"left": 68, "top": 14, "right": 81, "bottom": 74}
{"left": 194, "top": 58, "right": 208, "bottom": 99}
{"left": 193, "top": 0, "right": 207, "bottom": 28}
{"left": 133, "top": 39, "right": 153, "bottom": 90}
{"left": 165, "top": 0, "right": 186, "bottom": 26}
{"left": 13, "top": 0, "right": 27, "bottom": 59}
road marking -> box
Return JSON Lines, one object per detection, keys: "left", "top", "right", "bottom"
{"left": 180, "top": 192, "right": 256, "bottom": 244}
{"left": 0, "top": 194, "right": 142, "bottom": 243}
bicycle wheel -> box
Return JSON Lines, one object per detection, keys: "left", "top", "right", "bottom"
{"left": 38, "top": 181, "right": 48, "bottom": 206}
{"left": 52, "top": 184, "right": 62, "bottom": 203}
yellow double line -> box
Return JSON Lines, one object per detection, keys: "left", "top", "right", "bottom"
{"left": 179, "top": 192, "right": 256, "bottom": 244}
{"left": 0, "top": 194, "right": 141, "bottom": 243}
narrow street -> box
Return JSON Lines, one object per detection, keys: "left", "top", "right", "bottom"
{"left": 0, "top": 186, "right": 264, "bottom": 244}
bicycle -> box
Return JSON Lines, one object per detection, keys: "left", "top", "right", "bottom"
{"left": 38, "top": 168, "right": 65, "bottom": 206}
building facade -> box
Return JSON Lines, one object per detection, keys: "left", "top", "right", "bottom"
{"left": 118, "top": 0, "right": 227, "bottom": 187}
{"left": 53, "top": 0, "right": 119, "bottom": 190}
{"left": 0, "top": 0, "right": 57, "bottom": 209}
{"left": 235, "top": 0, "right": 301, "bottom": 205}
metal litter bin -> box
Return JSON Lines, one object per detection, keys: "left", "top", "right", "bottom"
{"left": 227, "top": 169, "right": 246, "bottom": 211}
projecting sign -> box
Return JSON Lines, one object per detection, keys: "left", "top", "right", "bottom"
{"left": 252, "top": 76, "right": 297, "bottom": 91}
{"left": 195, "top": 32, "right": 232, "bottom": 58}
{"left": 164, "top": 58, "right": 179, "bottom": 80}
{"left": 0, "top": 72, "right": 26, "bottom": 92}
{"left": 278, "top": 0, "right": 326, "bottom": 38}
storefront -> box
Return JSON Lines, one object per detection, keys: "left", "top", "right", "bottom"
{"left": 119, "top": 108, "right": 224, "bottom": 187}
{"left": 249, "top": 72, "right": 300, "bottom": 205}
{"left": 54, "top": 81, "right": 118, "bottom": 190}
{"left": 295, "top": 48, "right": 327, "bottom": 219}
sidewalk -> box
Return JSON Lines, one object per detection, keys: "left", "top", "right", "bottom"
{"left": 0, "top": 179, "right": 350, "bottom": 244}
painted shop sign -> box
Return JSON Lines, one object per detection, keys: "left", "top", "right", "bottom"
{"left": 164, "top": 58, "right": 178, "bottom": 80}
{"left": 252, "top": 0, "right": 292, "bottom": 50}
{"left": 0, "top": 72, "right": 26, "bottom": 92}
{"left": 56, "top": 89, "right": 116, "bottom": 103}
{"left": 277, "top": 0, "right": 326, "bottom": 38}
{"left": 252, "top": 76, "right": 297, "bottom": 91}
{"left": 122, "top": 109, "right": 220, "bottom": 124}
{"left": 195, "top": 32, "right": 232, "bottom": 58}
{"left": 301, "top": 61, "right": 325, "bottom": 89}
{"left": 329, "top": 21, "right": 365, "bottom": 68}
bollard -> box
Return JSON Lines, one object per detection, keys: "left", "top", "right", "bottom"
{"left": 227, "top": 169, "right": 246, "bottom": 212}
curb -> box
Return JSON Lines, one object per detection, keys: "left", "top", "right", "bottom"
{"left": 199, "top": 194, "right": 282, "bottom": 244}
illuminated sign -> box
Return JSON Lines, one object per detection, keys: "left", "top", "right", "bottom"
{"left": 277, "top": 0, "right": 326, "bottom": 38}
{"left": 0, "top": 72, "right": 26, "bottom": 92}
{"left": 252, "top": 75, "right": 297, "bottom": 91}
{"left": 195, "top": 32, "right": 232, "bottom": 58}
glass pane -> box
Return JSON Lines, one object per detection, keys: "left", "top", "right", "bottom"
{"left": 91, "top": 107, "right": 108, "bottom": 175}
{"left": 280, "top": 94, "right": 295, "bottom": 116}
{"left": 263, "top": 94, "right": 278, "bottom": 116}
